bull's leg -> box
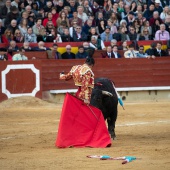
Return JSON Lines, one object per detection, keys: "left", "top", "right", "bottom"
{"left": 107, "top": 119, "right": 116, "bottom": 140}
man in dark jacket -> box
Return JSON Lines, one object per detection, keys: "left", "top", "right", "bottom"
{"left": 61, "top": 45, "right": 75, "bottom": 59}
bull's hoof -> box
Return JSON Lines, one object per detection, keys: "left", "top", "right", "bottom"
{"left": 109, "top": 131, "right": 116, "bottom": 140}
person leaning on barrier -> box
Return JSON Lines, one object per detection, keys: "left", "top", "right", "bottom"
{"left": 61, "top": 45, "right": 75, "bottom": 59}
{"left": 75, "top": 45, "right": 88, "bottom": 59}
{"left": 89, "top": 35, "right": 106, "bottom": 50}
{"left": 12, "top": 47, "right": 28, "bottom": 61}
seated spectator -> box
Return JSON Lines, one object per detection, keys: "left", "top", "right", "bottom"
{"left": 57, "top": 20, "right": 67, "bottom": 35}
{"left": 154, "top": 0, "right": 163, "bottom": 14}
{"left": 141, "top": 20, "right": 152, "bottom": 36}
{"left": 127, "top": 26, "right": 138, "bottom": 41}
{"left": 4, "top": 6, "right": 19, "bottom": 27}
{"left": 87, "top": 27, "right": 99, "bottom": 41}
{"left": 152, "top": 19, "right": 161, "bottom": 37}
{"left": 46, "top": 28, "right": 62, "bottom": 43}
{"left": 69, "top": 19, "right": 78, "bottom": 38}
{"left": 152, "top": 42, "right": 168, "bottom": 57}
{"left": 89, "top": 36, "right": 106, "bottom": 50}
{"left": 145, "top": 42, "right": 157, "bottom": 56}
{"left": 155, "top": 24, "right": 170, "bottom": 41}
{"left": 1, "top": 28, "right": 13, "bottom": 43}
{"left": 18, "top": 18, "right": 29, "bottom": 37}
{"left": 7, "top": 19, "right": 19, "bottom": 35}
{"left": 123, "top": 11, "right": 135, "bottom": 27}
{"left": 118, "top": 27, "right": 130, "bottom": 41}
{"left": 160, "top": 6, "right": 170, "bottom": 22}
{"left": 110, "top": 39, "right": 117, "bottom": 48}
{"left": 164, "top": 16, "right": 170, "bottom": 33}
{"left": 107, "top": 19, "right": 118, "bottom": 35}
{"left": 8, "top": 40, "right": 19, "bottom": 52}
{"left": 44, "top": 1, "right": 54, "bottom": 15}
{"left": 69, "top": 0, "right": 79, "bottom": 14}
{"left": 43, "top": 11, "right": 57, "bottom": 28}
{"left": 56, "top": 11, "right": 70, "bottom": 28}
{"left": 82, "top": 0, "right": 93, "bottom": 16}
{"left": 13, "top": 29, "right": 24, "bottom": 43}
{"left": 0, "top": 19, "right": 6, "bottom": 35}
{"left": 132, "top": 19, "right": 141, "bottom": 34}
{"left": 124, "top": 44, "right": 139, "bottom": 58}
{"left": 96, "top": 19, "right": 107, "bottom": 35}
{"left": 143, "top": 3, "right": 155, "bottom": 21}
{"left": 50, "top": 43, "right": 61, "bottom": 59}
{"left": 137, "top": 28, "right": 153, "bottom": 41}
{"left": 82, "top": 19, "right": 93, "bottom": 35}
{"left": 63, "top": 6, "right": 73, "bottom": 19}
{"left": 61, "top": 45, "right": 75, "bottom": 59}
{"left": 0, "top": 52, "right": 8, "bottom": 61}
{"left": 33, "top": 41, "right": 51, "bottom": 51}
{"left": 112, "top": 45, "right": 122, "bottom": 58}
{"left": 23, "top": 42, "right": 32, "bottom": 51}
{"left": 12, "top": 47, "right": 28, "bottom": 61}
{"left": 75, "top": 45, "right": 88, "bottom": 59}
{"left": 45, "top": 21, "right": 56, "bottom": 35}
{"left": 72, "top": 25, "right": 87, "bottom": 42}
{"left": 119, "top": 41, "right": 129, "bottom": 51}
{"left": 101, "top": 45, "right": 114, "bottom": 58}
{"left": 61, "top": 28, "right": 73, "bottom": 42}
{"left": 82, "top": 42, "right": 95, "bottom": 57}
{"left": 77, "top": 6, "right": 88, "bottom": 25}
{"left": 32, "top": 18, "right": 45, "bottom": 36}
{"left": 69, "top": 11, "right": 83, "bottom": 27}
{"left": 100, "top": 26, "right": 113, "bottom": 42}
{"left": 37, "top": 28, "right": 47, "bottom": 42}
{"left": 24, "top": 27, "right": 37, "bottom": 43}
{"left": 149, "top": 11, "right": 163, "bottom": 27}
{"left": 136, "top": 46, "right": 149, "bottom": 58}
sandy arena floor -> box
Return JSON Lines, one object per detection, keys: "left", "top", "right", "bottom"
{"left": 0, "top": 97, "right": 170, "bottom": 170}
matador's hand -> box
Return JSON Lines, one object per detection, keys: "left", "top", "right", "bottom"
{"left": 84, "top": 99, "right": 90, "bottom": 105}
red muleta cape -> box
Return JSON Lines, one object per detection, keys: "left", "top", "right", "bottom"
{"left": 55, "top": 93, "right": 111, "bottom": 148}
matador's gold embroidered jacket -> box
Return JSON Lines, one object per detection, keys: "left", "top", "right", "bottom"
{"left": 65, "top": 64, "right": 94, "bottom": 101}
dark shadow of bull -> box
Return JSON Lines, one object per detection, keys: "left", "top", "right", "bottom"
{"left": 90, "top": 78, "right": 118, "bottom": 140}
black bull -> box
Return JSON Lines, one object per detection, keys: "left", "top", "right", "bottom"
{"left": 90, "top": 78, "right": 118, "bottom": 139}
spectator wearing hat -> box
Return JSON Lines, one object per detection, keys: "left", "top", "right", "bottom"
{"left": 154, "top": 0, "right": 163, "bottom": 14}
{"left": 100, "top": 26, "right": 113, "bottom": 42}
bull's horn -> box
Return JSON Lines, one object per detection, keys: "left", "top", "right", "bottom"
{"left": 102, "top": 91, "right": 113, "bottom": 97}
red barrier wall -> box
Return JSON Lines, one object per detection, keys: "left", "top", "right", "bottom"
{"left": 0, "top": 58, "right": 170, "bottom": 102}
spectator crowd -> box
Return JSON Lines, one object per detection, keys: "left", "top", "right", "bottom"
{"left": 0, "top": 0, "right": 170, "bottom": 61}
